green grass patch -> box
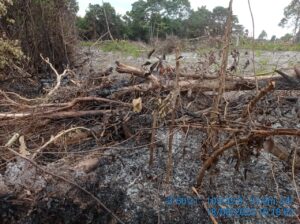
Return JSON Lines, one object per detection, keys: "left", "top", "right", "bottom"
{"left": 241, "top": 40, "right": 300, "bottom": 52}
{"left": 80, "top": 41, "right": 95, "bottom": 47}
{"left": 255, "top": 50, "right": 263, "bottom": 57}
{"left": 80, "top": 40, "right": 145, "bottom": 57}
{"left": 100, "top": 40, "right": 144, "bottom": 57}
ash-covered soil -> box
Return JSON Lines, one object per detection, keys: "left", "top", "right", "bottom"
{"left": 1, "top": 46, "right": 299, "bottom": 224}
{"left": 79, "top": 45, "right": 300, "bottom": 81}
{"left": 1, "top": 127, "right": 299, "bottom": 223}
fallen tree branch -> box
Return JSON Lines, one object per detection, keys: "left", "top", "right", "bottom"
{"left": 43, "top": 97, "right": 131, "bottom": 114}
{"left": 275, "top": 69, "right": 300, "bottom": 86}
{"left": 196, "top": 136, "right": 250, "bottom": 186}
{"left": 264, "top": 138, "right": 300, "bottom": 170}
{"left": 110, "top": 76, "right": 254, "bottom": 98}
{"left": 40, "top": 54, "right": 71, "bottom": 97}
{"left": 0, "top": 95, "right": 129, "bottom": 119}
{"left": 41, "top": 110, "right": 112, "bottom": 119}
{"left": 196, "top": 127, "right": 300, "bottom": 186}
{"left": 115, "top": 61, "right": 160, "bottom": 87}
{"left": 32, "top": 127, "right": 93, "bottom": 159}
{"left": 0, "top": 112, "right": 32, "bottom": 118}
{"left": 0, "top": 110, "right": 112, "bottom": 119}
{"left": 54, "top": 125, "right": 103, "bottom": 146}
{"left": 192, "top": 187, "right": 218, "bottom": 224}
{"left": 252, "top": 128, "right": 300, "bottom": 137}
{"left": 241, "top": 81, "right": 275, "bottom": 119}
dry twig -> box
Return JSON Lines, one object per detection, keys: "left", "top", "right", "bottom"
{"left": 40, "top": 54, "right": 71, "bottom": 97}
{"left": 166, "top": 47, "right": 181, "bottom": 183}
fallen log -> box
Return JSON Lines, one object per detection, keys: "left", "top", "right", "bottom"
{"left": 0, "top": 110, "right": 113, "bottom": 119}
{"left": 275, "top": 69, "right": 300, "bottom": 87}
{"left": 110, "top": 78, "right": 255, "bottom": 98}
{"left": 0, "top": 96, "right": 130, "bottom": 119}
{"left": 115, "top": 61, "right": 300, "bottom": 91}
{"left": 113, "top": 61, "right": 256, "bottom": 97}
{"left": 116, "top": 61, "right": 160, "bottom": 87}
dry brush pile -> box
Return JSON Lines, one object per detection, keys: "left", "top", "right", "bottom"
{"left": 0, "top": 2, "right": 300, "bottom": 224}
{"left": 0, "top": 49, "right": 299, "bottom": 223}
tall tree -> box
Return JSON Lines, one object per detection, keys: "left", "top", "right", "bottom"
{"left": 258, "top": 30, "right": 268, "bottom": 40}
{"left": 164, "top": 0, "right": 191, "bottom": 19}
{"left": 211, "top": 6, "right": 241, "bottom": 36}
{"left": 124, "top": 0, "right": 192, "bottom": 41}
{"left": 185, "top": 6, "right": 212, "bottom": 38}
{"left": 271, "top": 35, "right": 277, "bottom": 41}
{"left": 123, "top": 0, "right": 149, "bottom": 41}
{"left": 83, "top": 3, "right": 124, "bottom": 40}
{"left": 280, "top": 33, "right": 293, "bottom": 42}
{"left": 279, "top": 0, "right": 300, "bottom": 42}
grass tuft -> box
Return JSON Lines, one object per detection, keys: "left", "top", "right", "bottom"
{"left": 240, "top": 40, "right": 300, "bottom": 52}
{"left": 80, "top": 40, "right": 145, "bottom": 57}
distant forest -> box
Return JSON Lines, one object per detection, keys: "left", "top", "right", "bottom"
{"left": 76, "top": 0, "right": 244, "bottom": 41}
{"left": 76, "top": 0, "right": 300, "bottom": 42}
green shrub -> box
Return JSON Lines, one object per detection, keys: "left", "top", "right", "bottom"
{"left": 0, "top": 38, "right": 24, "bottom": 69}
{"left": 0, "top": 0, "right": 24, "bottom": 70}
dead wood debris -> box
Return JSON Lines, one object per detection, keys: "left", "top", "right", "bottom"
{"left": 0, "top": 44, "right": 300, "bottom": 223}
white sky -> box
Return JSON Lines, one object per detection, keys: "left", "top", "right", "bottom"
{"left": 77, "top": 0, "right": 293, "bottom": 38}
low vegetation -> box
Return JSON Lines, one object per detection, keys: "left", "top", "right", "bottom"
{"left": 81, "top": 40, "right": 146, "bottom": 57}
{"left": 0, "top": 0, "right": 24, "bottom": 71}
{"left": 99, "top": 40, "right": 145, "bottom": 57}
{"left": 241, "top": 39, "right": 300, "bottom": 52}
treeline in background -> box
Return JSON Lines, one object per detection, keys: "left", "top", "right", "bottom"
{"left": 76, "top": 0, "right": 300, "bottom": 43}
{"left": 0, "top": 0, "right": 299, "bottom": 76}
{"left": 76, "top": 0, "right": 244, "bottom": 41}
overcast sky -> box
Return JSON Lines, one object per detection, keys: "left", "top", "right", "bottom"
{"left": 77, "top": 0, "right": 293, "bottom": 38}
